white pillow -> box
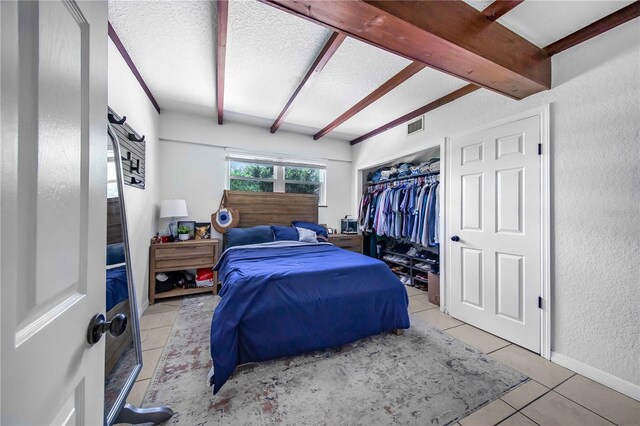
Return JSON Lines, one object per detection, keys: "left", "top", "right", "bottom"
{"left": 296, "top": 227, "right": 318, "bottom": 243}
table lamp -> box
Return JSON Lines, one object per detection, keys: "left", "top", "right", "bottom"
{"left": 160, "top": 199, "right": 188, "bottom": 238}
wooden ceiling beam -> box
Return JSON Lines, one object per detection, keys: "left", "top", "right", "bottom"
{"left": 270, "top": 32, "right": 346, "bottom": 133}
{"left": 350, "top": 84, "right": 480, "bottom": 145}
{"left": 108, "top": 23, "right": 160, "bottom": 114}
{"left": 314, "top": 0, "right": 524, "bottom": 141}
{"left": 216, "top": 0, "right": 229, "bottom": 125}
{"left": 544, "top": 2, "right": 640, "bottom": 56}
{"left": 314, "top": 61, "right": 426, "bottom": 140}
{"left": 259, "top": 0, "right": 550, "bottom": 100}
{"left": 348, "top": 1, "right": 638, "bottom": 146}
{"left": 482, "top": 0, "right": 524, "bottom": 21}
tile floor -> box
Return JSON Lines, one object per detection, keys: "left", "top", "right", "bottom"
{"left": 128, "top": 290, "right": 640, "bottom": 426}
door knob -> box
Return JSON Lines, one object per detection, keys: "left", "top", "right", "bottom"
{"left": 451, "top": 235, "right": 460, "bottom": 242}
{"left": 86, "top": 313, "right": 128, "bottom": 345}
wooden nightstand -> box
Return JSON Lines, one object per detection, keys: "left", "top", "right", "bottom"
{"left": 149, "top": 239, "right": 221, "bottom": 304}
{"left": 329, "top": 233, "right": 363, "bottom": 254}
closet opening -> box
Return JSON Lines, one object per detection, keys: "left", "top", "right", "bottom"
{"left": 357, "top": 145, "right": 443, "bottom": 307}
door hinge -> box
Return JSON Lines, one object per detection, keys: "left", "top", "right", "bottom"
{"left": 538, "top": 296, "right": 543, "bottom": 309}
{"left": 538, "top": 143, "right": 542, "bottom": 155}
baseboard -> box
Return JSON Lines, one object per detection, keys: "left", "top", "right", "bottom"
{"left": 551, "top": 351, "right": 640, "bottom": 401}
{"left": 139, "top": 299, "right": 149, "bottom": 319}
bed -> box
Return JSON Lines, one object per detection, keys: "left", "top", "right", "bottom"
{"left": 208, "top": 191, "right": 410, "bottom": 393}
{"left": 105, "top": 243, "right": 132, "bottom": 376}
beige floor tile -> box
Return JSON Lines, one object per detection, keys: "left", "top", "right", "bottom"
{"left": 459, "top": 399, "right": 515, "bottom": 426}
{"left": 138, "top": 348, "right": 163, "bottom": 381}
{"left": 445, "top": 324, "right": 510, "bottom": 354}
{"left": 412, "top": 308, "right": 464, "bottom": 330}
{"left": 405, "top": 285, "right": 424, "bottom": 297}
{"left": 500, "top": 380, "right": 549, "bottom": 410}
{"left": 139, "top": 311, "right": 178, "bottom": 331}
{"left": 161, "top": 298, "right": 184, "bottom": 307}
{"left": 409, "top": 293, "right": 439, "bottom": 310}
{"left": 522, "top": 391, "right": 614, "bottom": 426}
{"left": 497, "top": 412, "right": 537, "bottom": 426}
{"left": 126, "top": 379, "right": 150, "bottom": 407}
{"left": 555, "top": 375, "right": 640, "bottom": 426}
{"left": 140, "top": 325, "right": 172, "bottom": 351}
{"left": 408, "top": 297, "right": 432, "bottom": 313}
{"left": 490, "top": 345, "right": 574, "bottom": 388}
{"left": 144, "top": 302, "right": 181, "bottom": 315}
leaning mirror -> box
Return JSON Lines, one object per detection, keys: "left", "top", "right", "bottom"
{"left": 104, "top": 123, "right": 144, "bottom": 424}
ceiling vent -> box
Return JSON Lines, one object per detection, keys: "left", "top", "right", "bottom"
{"left": 407, "top": 116, "right": 424, "bottom": 135}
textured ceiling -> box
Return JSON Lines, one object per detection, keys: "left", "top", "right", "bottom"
{"left": 496, "top": 1, "right": 635, "bottom": 48}
{"left": 109, "top": 0, "right": 215, "bottom": 116}
{"left": 225, "top": 0, "right": 330, "bottom": 122}
{"left": 284, "top": 37, "right": 412, "bottom": 134}
{"left": 108, "top": 0, "right": 635, "bottom": 141}
{"left": 333, "top": 68, "right": 469, "bottom": 137}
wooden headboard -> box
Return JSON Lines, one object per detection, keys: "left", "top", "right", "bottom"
{"left": 107, "top": 197, "right": 123, "bottom": 245}
{"left": 222, "top": 190, "right": 318, "bottom": 228}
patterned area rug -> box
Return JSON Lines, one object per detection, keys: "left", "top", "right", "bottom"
{"left": 143, "top": 295, "right": 527, "bottom": 425}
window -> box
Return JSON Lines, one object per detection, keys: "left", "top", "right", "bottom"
{"left": 227, "top": 155, "right": 326, "bottom": 205}
{"left": 229, "top": 161, "right": 275, "bottom": 192}
{"left": 107, "top": 150, "right": 119, "bottom": 198}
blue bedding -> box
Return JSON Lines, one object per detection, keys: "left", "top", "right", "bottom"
{"left": 106, "top": 265, "right": 129, "bottom": 311}
{"left": 209, "top": 241, "right": 410, "bottom": 393}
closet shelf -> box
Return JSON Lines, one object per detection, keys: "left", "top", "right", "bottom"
{"left": 366, "top": 171, "right": 439, "bottom": 187}
{"left": 382, "top": 258, "right": 411, "bottom": 267}
{"left": 383, "top": 250, "right": 437, "bottom": 264}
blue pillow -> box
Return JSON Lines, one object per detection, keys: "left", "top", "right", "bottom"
{"left": 271, "top": 226, "right": 299, "bottom": 241}
{"left": 292, "top": 221, "right": 328, "bottom": 238}
{"left": 227, "top": 226, "right": 274, "bottom": 248}
{"left": 106, "top": 243, "right": 126, "bottom": 266}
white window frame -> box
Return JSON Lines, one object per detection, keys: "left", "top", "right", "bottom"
{"left": 107, "top": 150, "right": 118, "bottom": 198}
{"left": 226, "top": 152, "right": 327, "bottom": 206}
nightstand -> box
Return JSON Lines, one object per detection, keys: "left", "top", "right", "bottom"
{"left": 328, "top": 233, "right": 363, "bottom": 254}
{"left": 149, "top": 239, "right": 221, "bottom": 304}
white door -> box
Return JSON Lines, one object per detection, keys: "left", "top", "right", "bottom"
{"left": 1, "top": 1, "right": 107, "bottom": 424}
{"left": 448, "top": 115, "right": 542, "bottom": 352}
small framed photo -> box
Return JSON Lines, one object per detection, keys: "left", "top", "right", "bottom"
{"left": 177, "top": 220, "right": 196, "bottom": 240}
{"left": 194, "top": 222, "right": 211, "bottom": 240}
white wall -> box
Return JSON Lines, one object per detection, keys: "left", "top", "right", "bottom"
{"left": 108, "top": 39, "right": 160, "bottom": 313}
{"left": 158, "top": 111, "right": 353, "bottom": 238}
{"left": 352, "top": 21, "right": 640, "bottom": 389}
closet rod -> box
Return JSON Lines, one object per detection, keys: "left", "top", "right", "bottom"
{"left": 366, "top": 171, "right": 439, "bottom": 187}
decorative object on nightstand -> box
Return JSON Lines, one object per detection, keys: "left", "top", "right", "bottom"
{"left": 194, "top": 222, "right": 211, "bottom": 239}
{"left": 160, "top": 199, "right": 188, "bottom": 239}
{"left": 177, "top": 226, "right": 191, "bottom": 241}
{"left": 177, "top": 220, "right": 196, "bottom": 240}
{"left": 148, "top": 238, "right": 221, "bottom": 304}
{"left": 329, "top": 233, "right": 363, "bottom": 254}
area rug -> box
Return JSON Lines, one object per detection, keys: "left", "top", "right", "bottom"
{"left": 143, "top": 295, "right": 527, "bottom": 425}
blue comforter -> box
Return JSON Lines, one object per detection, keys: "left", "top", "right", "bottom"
{"left": 106, "top": 265, "right": 128, "bottom": 311}
{"left": 209, "top": 242, "right": 410, "bottom": 393}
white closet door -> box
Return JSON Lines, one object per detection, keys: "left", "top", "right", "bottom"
{"left": 448, "top": 115, "right": 542, "bottom": 352}
{"left": 1, "top": 1, "right": 107, "bottom": 424}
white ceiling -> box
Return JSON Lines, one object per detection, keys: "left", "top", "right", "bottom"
{"left": 108, "top": 0, "right": 635, "bottom": 141}
{"left": 109, "top": 0, "right": 216, "bottom": 116}
{"left": 225, "top": 0, "right": 330, "bottom": 123}
{"left": 495, "top": 1, "right": 635, "bottom": 48}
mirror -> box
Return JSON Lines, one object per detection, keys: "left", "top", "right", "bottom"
{"left": 104, "top": 123, "right": 143, "bottom": 425}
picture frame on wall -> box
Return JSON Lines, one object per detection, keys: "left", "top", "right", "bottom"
{"left": 177, "top": 220, "right": 196, "bottom": 240}
{"left": 194, "top": 222, "right": 211, "bottom": 240}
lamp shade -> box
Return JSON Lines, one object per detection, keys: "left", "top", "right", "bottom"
{"left": 160, "top": 199, "right": 188, "bottom": 218}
